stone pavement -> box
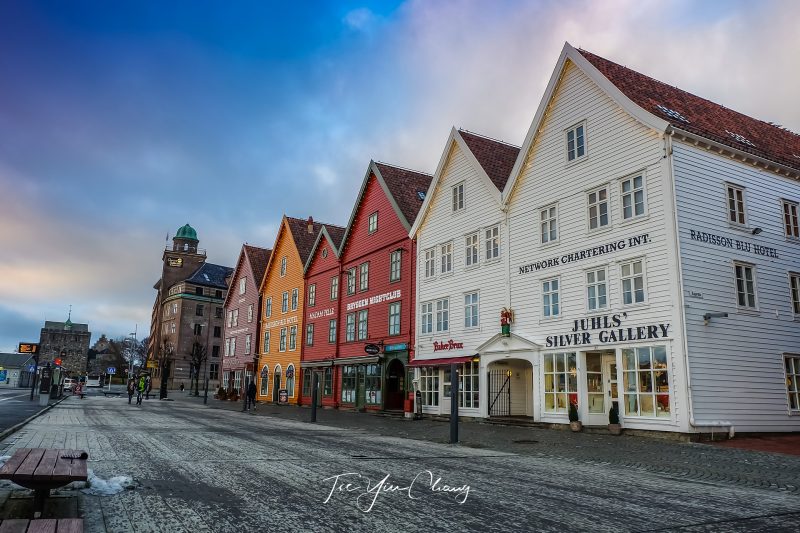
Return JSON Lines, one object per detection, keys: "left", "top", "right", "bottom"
{"left": 0, "top": 394, "right": 798, "bottom": 532}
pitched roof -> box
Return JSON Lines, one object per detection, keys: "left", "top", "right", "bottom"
{"left": 286, "top": 216, "right": 344, "bottom": 265}
{"left": 578, "top": 49, "right": 800, "bottom": 173}
{"left": 244, "top": 245, "right": 271, "bottom": 285}
{"left": 373, "top": 162, "right": 432, "bottom": 226}
{"left": 186, "top": 263, "right": 234, "bottom": 289}
{"left": 324, "top": 225, "right": 346, "bottom": 250}
{"left": 458, "top": 130, "right": 520, "bottom": 191}
{"left": 0, "top": 353, "right": 35, "bottom": 368}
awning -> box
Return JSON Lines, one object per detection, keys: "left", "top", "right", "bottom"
{"left": 333, "top": 355, "right": 381, "bottom": 366}
{"left": 300, "top": 360, "right": 333, "bottom": 368}
{"left": 407, "top": 356, "right": 476, "bottom": 367}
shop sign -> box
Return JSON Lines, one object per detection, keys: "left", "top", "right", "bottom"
{"left": 309, "top": 308, "right": 335, "bottom": 320}
{"left": 168, "top": 257, "right": 183, "bottom": 267}
{"left": 688, "top": 230, "right": 779, "bottom": 259}
{"left": 519, "top": 233, "right": 651, "bottom": 275}
{"left": 384, "top": 343, "right": 407, "bottom": 352}
{"left": 278, "top": 389, "right": 288, "bottom": 404}
{"left": 265, "top": 315, "right": 298, "bottom": 329}
{"left": 546, "top": 312, "right": 670, "bottom": 348}
{"left": 346, "top": 289, "right": 402, "bottom": 312}
{"left": 364, "top": 344, "right": 381, "bottom": 355}
{"left": 433, "top": 340, "right": 464, "bottom": 352}
{"left": 18, "top": 343, "right": 40, "bottom": 354}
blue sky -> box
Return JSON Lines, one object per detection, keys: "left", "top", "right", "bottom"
{"left": 1, "top": 0, "right": 798, "bottom": 351}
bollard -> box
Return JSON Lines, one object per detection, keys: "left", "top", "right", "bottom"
{"left": 310, "top": 373, "right": 319, "bottom": 423}
{"left": 449, "top": 363, "right": 459, "bottom": 444}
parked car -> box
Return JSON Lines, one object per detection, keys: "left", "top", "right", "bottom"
{"left": 63, "top": 378, "right": 75, "bottom": 391}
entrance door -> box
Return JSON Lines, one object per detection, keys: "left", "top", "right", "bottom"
{"left": 385, "top": 359, "right": 405, "bottom": 410}
{"left": 313, "top": 371, "right": 323, "bottom": 407}
{"left": 355, "top": 365, "right": 366, "bottom": 410}
{"left": 585, "top": 352, "right": 617, "bottom": 425}
{"left": 272, "top": 369, "right": 281, "bottom": 402}
{"left": 603, "top": 354, "right": 619, "bottom": 417}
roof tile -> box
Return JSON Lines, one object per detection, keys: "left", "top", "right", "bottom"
{"left": 286, "top": 216, "right": 344, "bottom": 264}
{"left": 374, "top": 163, "right": 432, "bottom": 225}
{"left": 458, "top": 130, "right": 520, "bottom": 191}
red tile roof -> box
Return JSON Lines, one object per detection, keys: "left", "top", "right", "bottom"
{"left": 579, "top": 49, "right": 800, "bottom": 172}
{"left": 286, "top": 216, "right": 344, "bottom": 265}
{"left": 374, "top": 162, "right": 432, "bottom": 226}
{"left": 324, "top": 225, "right": 346, "bottom": 251}
{"left": 244, "top": 245, "right": 271, "bottom": 285}
{"left": 459, "top": 130, "right": 520, "bottom": 191}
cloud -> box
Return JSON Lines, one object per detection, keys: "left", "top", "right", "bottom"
{"left": 343, "top": 8, "right": 378, "bottom": 32}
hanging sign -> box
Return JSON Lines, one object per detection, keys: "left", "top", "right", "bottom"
{"left": 364, "top": 344, "right": 381, "bottom": 355}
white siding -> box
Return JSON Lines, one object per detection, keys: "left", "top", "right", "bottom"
{"left": 674, "top": 141, "right": 800, "bottom": 431}
{"left": 507, "top": 61, "right": 688, "bottom": 430}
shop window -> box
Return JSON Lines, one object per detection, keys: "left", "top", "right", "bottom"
{"left": 328, "top": 319, "right": 337, "bottom": 343}
{"left": 484, "top": 226, "right": 500, "bottom": 260}
{"left": 436, "top": 298, "right": 449, "bottom": 332}
{"left": 726, "top": 183, "right": 747, "bottom": 226}
{"left": 459, "top": 361, "right": 480, "bottom": 409}
{"left": 621, "top": 174, "right": 646, "bottom": 219}
{"left": 464, "top": 292, "right": 479, "bottom": 328}
{"left": 543, "top": 352, "right": 577, "bottom": 413}
{"left": 388, "top": 302, "right": 401, "bottom": 336}
{"left": 734, "top": 262, "right": 757, "bottom": 309}
{"left": 323, "top": 367, "right": 332, "bottom": 396}
{"left": 421, "top": 302, "right": 433, "bottom": 335}
{"left": 233, "top": 371, "right": 242, "bottom": 393}
{"left": 390, "top": 250, "right": 402, "bottom": 281}
{"left": 465, "top": 233, "right": 479, "bottom": 267}
{"left": 289, "top": 325, "right": 297, "bottom": 350}
{"left": 621, "top": 259, "right": 646, "bottom": 305}
{"left": 330, "top": 276, "right": 339, "bottom": 300}
{"left": 357, "top": 310, "right": 368, "bottom": 340}
{"left": 542, "top": 278, "right": 560, "bottom": 317}
{"left": 366, "top": 364, "right": 382, "bottom": 405}
{"left": 586, "top": 268, "right": 608, "bottom": 311}
{"left": 424, "top": 248, "right": 435, "bottom": 278}
{"left": 541, "top": 205, "right": 557, "bottom": 244}
{"left": 420, "top": 367, "right": 439, "bottom": 407}
{"left": 440, "top": 243, "right": 452, "bottom": 275}
{"left": 785, "top": 355, "right": 800, "bottom": 412}
{"left": 341, "top": 365, "right": 356, "bottom": 403}
{"left": 566, "top": 122, "right": 585, "bottom": 162}
{"left": 308, "top": 284, "right": 316, "bottom": 306}
{"left": 622, "top": 346, "right": 670, "bottom": 418}
{"left": 302, "top": 369, "right": 312, "bottom": 397}
{"left": 783, "top": 200, "right": 799, "bottom": 239}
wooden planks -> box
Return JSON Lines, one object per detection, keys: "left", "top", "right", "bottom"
{"left": 54, "top": 519, "right": 83, "bottom": 533}
{"left": 0, "top": 521, "right": 82, "bottom": 533}
{"left": 24, "top": 520, "right": 56, "bottom": 533}
{"left": 1, "top": 448, "right": 88, "bottom": 484}
{"left": 32, "top": 450, "right": 59, "bottom": 482}
{"left": 0, "top": 520, "right": 30, "bottom": 533}
{"left": 0, "top": 450, "right": 32, "bottom": 479}
{"left": 14, "top": 450, "right": 45, "bottom": 482}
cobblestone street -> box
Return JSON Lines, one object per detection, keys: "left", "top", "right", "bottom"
{"left": 1, "top": 395, "right": 799, "bottom": 532}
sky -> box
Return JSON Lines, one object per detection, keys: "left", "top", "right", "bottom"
{"left": 1, "top": 0, "right": 798, "bottom": 352}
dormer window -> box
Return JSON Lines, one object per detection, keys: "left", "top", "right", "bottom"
{"left": 655, "top": 105, "right": 689, "bottom": 123}
{"left": 452, "top": 182, "right": 465, "bottom": 212}
{"left": 566, "top": 122, "right": 586, "bottom": 162}
{"left": 725, "top": 130, "right": 755, "bottom": 147}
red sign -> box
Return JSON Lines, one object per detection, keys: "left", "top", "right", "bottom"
{"left": 433, "top": 340, "right": 464, "bottom": 352}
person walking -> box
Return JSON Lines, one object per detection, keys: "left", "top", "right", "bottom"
{"left": 145, "top": 376, "right": 152, "bottom": 400}
{"left": 247, "top": 379, "right": 257, "bottom": 412}
{"left": 127, "top": 379, "right": 135, "bottom": 404}
{"left": 136, "top": 376, "right": 145, "bottom": 405}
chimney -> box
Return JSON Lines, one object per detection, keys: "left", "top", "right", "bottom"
{"left": 307, "top": 216, "right": 314, "bottom": 234}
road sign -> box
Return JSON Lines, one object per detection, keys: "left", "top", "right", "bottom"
{"left": 18, "top": 343, "right": 40, "bottom": 354}
{"left": 27, "top": 365, "right": 36, "bottom": 372}
{"left": 364, "top": 343, "right": 381, "bottom": 355}
{"left": 107, "top": 367, "right": 116, "bottom": 374}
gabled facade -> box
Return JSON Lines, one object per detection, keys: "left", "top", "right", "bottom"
{"left": 256, "top": 216, "right": 337, "bottom": 404}
{"left": 501, "top": 42, "right": 800, "bottom": 434}
{"left": 221, "top": 244, "right": 271, "bottom": 394}
{"left": 336, "top": 161, "right": 431, "bottom": 411}
{"left": 299, "top": 225, "right": 345, "bottom": 407}
{"left": 410, "top": 128, "right": 521, "bottom": 417}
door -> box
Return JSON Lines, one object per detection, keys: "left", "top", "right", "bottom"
{"left": 603, "top": 354, "right": 619, "bottom": 418}
{"left": 313, "top": 371, "right": 323, "bottom": 407}
{"left": 385, "top": 359, "right": 405, "bottom": 410}
{"left": 272, "top": 370, "right": 281, "bottom": 402}
{"left": 585, "top": 352, "right": 617, "bottom": 425}
{"left": 355, "top": 365, "right": 366, "bottom": 410}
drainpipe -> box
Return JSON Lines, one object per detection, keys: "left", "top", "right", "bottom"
{"left": 665, "top": 130, "right": 734, "bottom": 439}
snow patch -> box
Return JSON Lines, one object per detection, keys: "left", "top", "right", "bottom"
{"left": 80, "top": 470, "right": 136, "bottom": 496}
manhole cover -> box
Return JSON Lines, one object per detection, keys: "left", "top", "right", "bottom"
{"left": 512, "top": 439, "right": 538, "bottom": 444}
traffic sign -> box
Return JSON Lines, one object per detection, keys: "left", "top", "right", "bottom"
{"left": 107, "top": 367, "right": 116, "bottom": 374}
{"left": 27, "top": 365, "right": 36, "bottom": 372}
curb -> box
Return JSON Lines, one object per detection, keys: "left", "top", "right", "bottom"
{"left": 0, "top": 395, "right": 70, "bottom": 442}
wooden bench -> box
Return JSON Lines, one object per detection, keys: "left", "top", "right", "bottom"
{"left": 0, "top": 519, "right": 82, "bottom": 532}
{"left": 0, "top": 449, "right": 88, "bottom": 515}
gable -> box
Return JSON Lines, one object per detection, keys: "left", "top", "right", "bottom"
{"left": 260, "top": 220, "right": 302, "bottom": 293}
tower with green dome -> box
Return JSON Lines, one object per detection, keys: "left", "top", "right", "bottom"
{"left": 172, "top": 223, "right": 199, "bottom": 253}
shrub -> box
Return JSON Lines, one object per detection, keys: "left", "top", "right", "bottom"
{"left": 608, "top": 403, "right": 620, "bottom": 425}
{"left": 568, "top": 402, "right": 579, "bottom": 422}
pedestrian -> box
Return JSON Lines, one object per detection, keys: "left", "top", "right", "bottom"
{"left": 127, "top": 379, "right": 135, "bottom": 404}
{"left": 180, "top": 383, "right": 185, "bottom": 393}
{"left": 145, "top": 376, "right": 152, "bottom": 400}
{"left": 247, "top": 379, "right": 257, "bottom": 411}
{"left": 136, "top": 376, "right": 145, "bottom": 405}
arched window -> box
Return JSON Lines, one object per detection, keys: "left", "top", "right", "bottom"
{"left": 260, "top": 365, "right": 269, "bottom": 396}
{"left": 286, "top": 364, "right": 296, "bottom": 397}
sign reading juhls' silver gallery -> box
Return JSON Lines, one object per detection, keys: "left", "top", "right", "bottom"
{"left": 546, "top": 313, "right": 670, "bottom": 347}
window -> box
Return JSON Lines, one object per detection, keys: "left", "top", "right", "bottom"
{"left": 306, "top": 323, "right": 314, "bottom": 346}
{"left": 465, "top": 233, "right": 479, "bottom": 267}
{"left": 542, "top": 278, "right": 560, "bottom": 317}
{"left": 282, "top": 291, "right": 288, "bottom": 313}
{"left": 485, "top": 226, "right": 500, "bottom": 260}
{"left": 230, "top": 337, "right": 236, "bottom": 356}
{"left": 727, "top": 184, "right": 747, "bottom": 225}
{"left": 459, "top": 361, "right": 480, "bottom": 409}
{"left": 263, "top": 331, "right": 270, "bottom": 353}
{"left": 215, "top": 290, "right": 222, "bottom": 299}
{"left": 734, "top": 262, "right": 757, "bottom": 309}
{"left": 195, "top": 287, "right": 203, "bottom": 296}
{"left": 172, "top": 303, "right": 178, "bottom": 315}
{"left": 346, "top": 313, "right": 356, "bottom": 342}
{"left": 389, "top": 302, "right": 401, "bottom": 335}
{"left": 440, "top": 243, "right": 452, "bottom": 274}
{"left": 212, "top": 345, "right": 220, "bottom": 357}
{"left": 541, "top": 205, "right": 557, "bottom": 243}
{"left": 279, "top": 328, "right": 287, "bottom": 351}
{"left": 365, "top": 363, "right": 382, "bottom": 405}
{"left": 419, "top": 367, "right": 439, "bottom": 407}
{"left": 280, "top": 256, "right": 287, "bottom": 276}
{"left": 260, "top": 368, "right": 269, "bottom": 395}
{"left": 347, "top": 268, "right": 357, "bottom": 295}
{"left": 436, "top": 298, "right": 449, "bottom": 332}
{"left": 621, "top": 174, "right": 645, "bottom": 219}
{"left": 194, "top": 324, "right": 202, "bottom": 335}
{"left": 245, "top": 334, "right": 251, "bottom": 354}
{"left": 421, "top": 302, "right": 433, "bottom": 335}
{"left": 289, "top": 325, "right": 297, "bottom": 350}
{"left": 330, "top": 276, "right": 339, "bottom": 300}
{"left": 232, "top": 309, "right": 239, "bottom": 327}
{"left": 265, "top": 297, "right": 272, "bottom": 318}
{"left": 390, "top": 250, "right": 402, "bottom": 281}
{"left": 308, "top": 284, "right": 316, "bottom": 306}
{"left": 783, "top": 200, "right": 799, "bottom": 239}
{"left": 227, "top": 311, "right": 233, "bottom": 328}
{"left": 544, "top": 352, "right": 577, "bottom": 413}
{"left": 323, "top": 368, "right": 332, "bottom": 396}
{"left": 216, "top": 307, "right": 223, "bottom": 318}
{"left": 225, "top": 339, "right": 231, "bottom": 357}
{"left": 359, "top": 263, "right": 369, "bottom": 291}
{"left": 214, "top": 326, "right": 221, "bottom": 338}
{"left": 286, "top": 365, "right": 295, "bottom": 398}
{"left": 357, "top": 310, "right": 368, "bottom": 340}
{"left": 239, "top": 278, "right": 246, "bottom": 295}
{"left": 368, "top": 212, "right": 378, "bottom": 233}
{"left": 328, "top": 319, "right": 337, "bottom": 343}
{"left": 302, "top": 369, "right": 312, "bottom": 397}
{"left": 586, "top": 268, "right": 608, "bottom": 311}
{"left": 785, "top": 355, "right": 800, "bottom": 412}
{"left": 566, "top": 123, "right": 585, "bottom": 162}
{"left": 623, "top": 346, "right": 670, "bottom": 418}
{"left": 621, "top": 259, "right": 646, "bottom": 305}
{"left": 341, "top": 366, "right": 356, "bottom": 403}
{"left": 291, "top": 288, "right": 298, "bottom": 310}
{"left": 424, "top": 249, "right": 435, "bottom": 278}
{"left": 464, "top": 292, "right": 479, "bottom": 328}
{"left": 196, "top": 304, "right": 204, "bottom": 317}
{"left": 452, "top": 182, "right": 464, "bottom": 212}
{"left": 209, "top": 363, "right": 219, "bottom": 381}
{"left": 791, "top": 273, "right": 800, "bottom": 315}
{"left": 588, "top": 186, "right": 609, "bottom": 230}
{"left": 248, "top": 304, "right": 253, "bottom": 323}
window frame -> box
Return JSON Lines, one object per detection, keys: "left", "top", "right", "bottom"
{"left": 783, "top": 199, "right": 800, "bottom": 240}
{"left": 790, "top": 272, "right": 800, "bottom": 318}
{"left": 435, "top": 298, "right": 449, "bottom": 332}
{"left": 565, "top": 121, "right": 587, "bottom": 163}
{"left": 542, "top": 277, "right": 560, "bottom": 318}
{"left": 424, "top": 248, "right": 436, "bottom": 279}
{"left": 587, "top": 184, "right": 610, "bottom": 231}
{"left": 733, "top": 261, "right": 758, "bottom": 310}
{"left": 280, "top": 256, "right": 287, "bottom": 277}
{"left": 306, "top": 323, "right": 314, "bottom": 346}
{"left": 785, "top": 354, "right": 800, "bottom": 413}
{"left": 543, "top": 352, "right": 578, "bottom": 414}
{"left": 586, "top": 266, "right": 609, "bottom": 312}
{"left": 346, "top": 313, "right": 356, "bottom": 342}
{"left": 291, "top": 288, "right": 299, "bottom": 311}
{"left": 540, "top": 204, "right": 558, "bottom": 244}
{"left": 622, "top": 345, "right": 671, "bottom": 419}
{"left": 484, "top": 225, "right": 500, "bottom": 261}
{"left": 368, "top": 211, "right": 378, "bottom": 233}
{"left": 347, "top": 267, "right": 357, "bottom": 295}
{"left": 464, "top": 291, "right": 479, "bottom": 329}
{"left": 279, "top": 328, "right": 287, "bottom": 352}
{"left": 620, "top": 258, "right": 647, "bottom": 307}
{"left": 328, "top": 319, "right": 337, "bottom": 344}
{"left": 263, "top": 331, "right": 270, "bottom": 353}
{"left": 390, "top": 250, "right": 402, "bottom": 282}
{"left": 308, "top": 284, "right": 316, "bottom": 307}
{"left": 452, "top": 181, "right": 465, "bottom": 213}
{"left": 421, "top": 302, "right": 433, "bottom": 335}
{"left": 465, "top": 232, "right": 479, "bottom": 268}
{"left": 357, "top": 309, "right": 369, "bottom": 340}
{"left": 265, "top": 297, "right": 272, "bottom": 318}
{"left": 289, "top": 325, "right": 297, "bottom": 351}
{"left": 725, "top": 182, "right": 748, "bottom": 227}
{"left": 440, "top": 242, "right": 453, "bottom": 275}
{"left": 330, "top": 276, "right": 339, "bottom": 300}
{"left": 620, "top": 172, "right": 647, "bottom": 221}
{"left": 281, "top": 292, "right": 288, "bottom": 313}
{"left": 359, "top": 262, "right": 369, "bottom": 292}
{"left": 388, "top": 301, "right": 401, "bottom": 336}
{"left": 239, "top": 277, "right": 246, "bottom": 295}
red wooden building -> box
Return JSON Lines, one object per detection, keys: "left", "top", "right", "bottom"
{"left": 333, "top": 161, "right": 431, "bottom": 411}
{"left": 299, "top": 225, "right": 345, "bottom": 407}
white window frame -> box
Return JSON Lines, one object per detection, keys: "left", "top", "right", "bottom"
{"left": 230, "top": 337, "right": 236, "bottom": 356}
{"left": 586, "top": 267, "right": 609, "bottom": 312}
{"left": 245, "top": 334, "right": 251, "bottom": 355}
{"left": 440, "top": 242, "right": 452, "bottom": 275}
{"left": 265, "top": 297, "right": 272, "bottom": 318}
{"left": 540, "top": 204, "right": 558, "bottom": 244}
{"left": 328, "top": 319, "right": 337, "bottom": 344}
{"left": 421, "top": 302, "right": 433, "bottom": 335}
{"left": 390, "top": 250, "right": 402, "bottom": 281}
{"left": 388, "top": 302, "right": 401, "bottom": 336}
{"left": 232, "top": 309, "right": 239, "bottom": 327}
{"left": 330, "top": 276, "right": 338, "bottom": 300}
{"left": 424, "top": 248, "right": 435, "bottom": 279}
{"left": 465, "top": 233, "right": 479, "bottom": 267}
{"left": 452, "top": 181, "right": 465, "bottom": 212}
{"left": 620, "top": 172, "right": 647, "bottom": 220}
{"left": 239, "top": 278, "right": 246, "bottom": 295}
{"left": 542, "top": 277, "right": 560, "bottom": 318}
{"left": 359, "top": 262, "right": 369, "bottom": 291}
{"left": 279, "top": 328, "right": 287, "bottom": 352}
{"left": 565, "top": 121, "right": 586, "bottom": 163}
{"left": 620, "top": 258, "right": 647, "bottom": 306}
{"left": 357, "top": 309, "right": 368, "bottom": 340}
{"left": 346, "top": 313, "right": 356, "bottom": 342}
{"left": 791, "top": 273, "right": 800, "bottom": 317}
{"left": 436, "top": 298, "right": 449, "bottom": 332}
{"left": 622, "top": 345, "right": 671, "bottom": 419}
{"left": 306, "top": 323, "right": 314, "bottom": 346}
{"left": 785, "top": 354, "right": 800, "bottom": 413}
{"left": 248, "top": 304, "right": 253, "bottom": 323}
{"left": 783, "top": 199, "right": 800, "bottom": 239}
{"left": 726, "top": 183, "right": 747, "bottom": 227}
{"left": 263, "top": 331, "right": 270, "bottom": 353}
{"left": 289, "top": 325, "right": 297, "bottom": 350}
{"left": 280, "top": 256, "right": 287, "bottom": 277}
{"left": 543, "top": 352, "right": 577, "bottom": 413}
{"left": 464, "top": 292, "right": 479, "bottom": 329}
{"left": 281, "top": 291, "right": 288, "bottom": 313}
{"left": 347, "top": 267, "right": 357, "bottom": 295}
{"left": 308, "top": 284, "right": 316, "bottom": 306}
{"left": 291, "top": 288, "right": 299, "bottom": 311}
{"left": 225, "top": 338, "right": 231, "bottom": 357}
{"left": 587, "top": 185, "right": 610, "bottom": 231}
{"left": 484, "top": 225, "right": 500, "bottom": 261}
{"left": 368, "top": 211, "right": 378, "bottom": 233}
{"left": 734, "top": 261, "right": 757, "bottom": 310}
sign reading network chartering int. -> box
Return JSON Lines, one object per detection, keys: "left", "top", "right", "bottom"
{"left": 518, "top": 233, "right": 651, "bottom": 275}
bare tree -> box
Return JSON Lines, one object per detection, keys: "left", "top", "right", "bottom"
{"left": 157, "top": 338, "right": 175, "bottom": 399}
{"left": 189, "top": 336, "right": 207, "bottom": 396}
